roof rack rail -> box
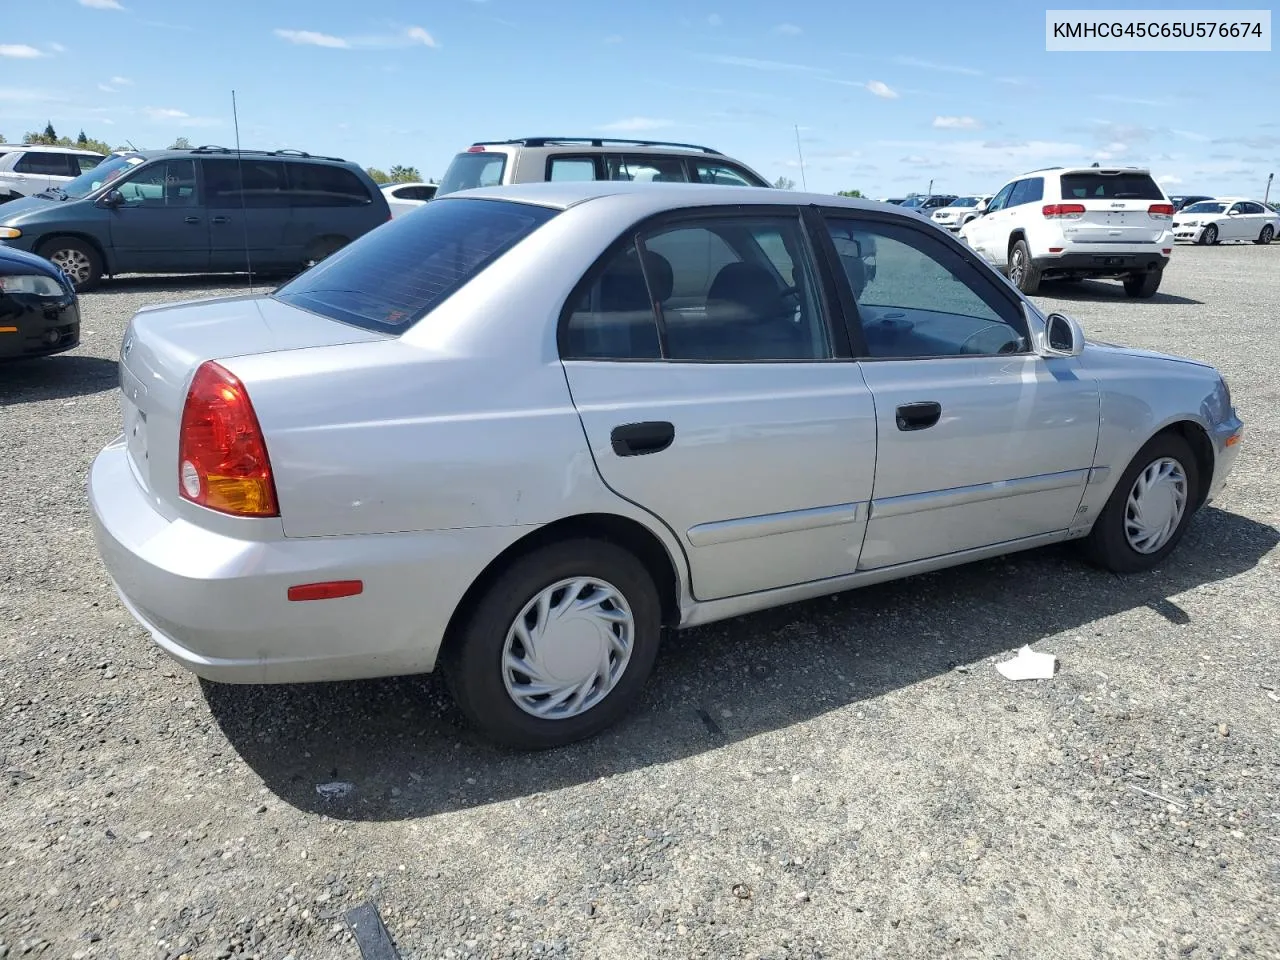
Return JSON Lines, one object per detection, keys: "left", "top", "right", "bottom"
{"left": 1023, "top": 166, "right": 1064, "bottom": 173}
{"left": 473, "top": 136, "right": 724, "bottom": 156}
{"left": 186, "top": 145, "right": 347, "bottom": 162}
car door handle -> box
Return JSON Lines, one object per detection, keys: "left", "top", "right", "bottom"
{"left": 211, "top": 216, "right": 230, "bottom": 224}
{"left": 610, "top": 421, "right": 675, "bottom": 457}
{"left": 896, "top": 402, "right": 942, "bottom": 432}
{"left": 184, "top": 216, "right": 201, "bottom": 224}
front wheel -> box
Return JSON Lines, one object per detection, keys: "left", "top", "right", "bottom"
{"left": 1197, "top": 224, "right": 1218, "bottom": 245}
{"left": 1256, "top": 225, "right": 1274, "bottom": 245}
{"left": 1123, "top": 270, "right": 1162, "bottom": 299}
{"left": 39, "top": 237, "right": 103, "bottom": 291}
{"left": 444, "top": 539, "right": 662, "bottom": 749}
{"left": 1079, "top": 432, "right": 1200, "bottom": 574}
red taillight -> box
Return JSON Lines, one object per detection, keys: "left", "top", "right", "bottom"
{"left": 177, "top": 360, "right": 279, "bottom": 517}
{"left": 1042, "top": 203, "right": 1086, "bottom": 218}
{"left": 1148, "top": 203, "right": 1174, "bottom": 218}
{"left": 466, "top": 145, "right": 486, "bottom": 153}
{"left": 288, "top": 580, "right": 363, "bottom": 602}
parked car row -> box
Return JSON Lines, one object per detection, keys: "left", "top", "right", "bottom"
{"left": 0, "top": 144, "right": 105, "bottom": 204}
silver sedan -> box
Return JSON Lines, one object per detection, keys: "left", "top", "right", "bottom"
{"left": 89, "top": 181, "right": 1245, "bottom": 748}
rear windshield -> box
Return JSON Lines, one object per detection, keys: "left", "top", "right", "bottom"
{"left": 436, "top": 152, "right": 508, "bottom": 197}
{"left": 272, "top": 197, "right": 558, "bottom": 334}
{"left": 1059, "top": 172, "right": 1164, "bottom": 200}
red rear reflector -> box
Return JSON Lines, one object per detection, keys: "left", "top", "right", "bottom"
{"left": 1048, "top": 247, "right": 1064, "bottom": 253}
{"left": 1162, "top": 248, "right": 1172, "bottom": 255}
{"left": 1042, "top": 203, "right": 1086, "bottom": 218}
{"left": 1148, "top": 203, "right": 1175, "bottom": 217}
{"left": 178, "top": 361, "right": 280, "bottom": 517}
{"left": 288, "top": 580, "right": 364, "bottom": 602}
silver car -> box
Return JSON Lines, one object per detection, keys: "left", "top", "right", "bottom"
{"left": 89, "top": 181, "right": 1245, "bottom": 749}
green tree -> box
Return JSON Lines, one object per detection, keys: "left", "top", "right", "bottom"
{"left": 835, "top": 189, "right": 864, "bottom": 198}
{"left": 169, "top": 136, "right": 191, "bottom": 150}
{"left": 43, "top": 121, "right": 57, "bottom": 141}
{"left": 77, "top": 129, "right": 88, "bottom": 145}
{"left": 0, "top": 133, "right": 6, "bottom": 144}
{"left": 773, "top": 176, "right": 796, "bottom": 190}
{"left": 366, "top": 167, "right": 390, "bottom": 184}
{"left": 388, "top": 164, "right": 421, "bottom": 183}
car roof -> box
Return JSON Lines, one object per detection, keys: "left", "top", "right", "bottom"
{"left": 1, "top": 144, "right": 104, "bottom": 156}
{"left": 438, "top": 179, "right": 890, "bottom": 214}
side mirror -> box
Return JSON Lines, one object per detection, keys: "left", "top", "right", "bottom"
{"left": 1043, "top": 312, "right": 1084, "bottom": 358}
{"left": 97, "top": 189, "right": 124, "bottom": 209}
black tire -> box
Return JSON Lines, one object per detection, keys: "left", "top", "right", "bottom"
{"left": 1123, "top": 270, "right": 1162, "bottom": 299}
{"left": 1007, "top": 239, "right": 1041, "bottom": 294}
{"left": 1197, "top": 224, "right": 1218, "bottom": 245}
{"left": 1256, "top": 225, "right": 1274, "bottom": 245}
{"left": 443, "top": 538, "right": 662, "bottom": 749}
{"left": 1079, "top": 432, "right": 1200, "bottom": 574}
{"left": 38, "top": 236, "right": 103, "bottom": 291}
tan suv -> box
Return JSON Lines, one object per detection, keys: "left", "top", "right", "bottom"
{"left": 435, "top": 137, "right": 770, "bottom": 196}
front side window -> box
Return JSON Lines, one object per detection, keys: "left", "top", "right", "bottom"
{"left": 985, "top": 183, "right": 1015, "bottom": 214}
{"left": 58, "top": 153, "right": 142, "bottom": 198}
{"left": 604, "top": 155, "right": 689, "bottom": 183}
{"left": 563, "top": 214, "right": 830, "bottom": 362}
{"left": 825, "top": 217, "right": 1028, "bottom": 359}
{"left": 1182, "top": 201, "right": 1227, "bottom": 215}
{"left": 116, "top": 159, "right": 197, "bottom": 208}
{"left": 274, "top": 197, "right": 558, "bottom": 334}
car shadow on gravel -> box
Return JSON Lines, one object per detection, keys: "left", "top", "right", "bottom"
{"left": 97, "top": 273, "right": 285, "bottom": 296}
{"left": 0, "top": 354, "right": 119, "bottom": 404}
{"left": 1037, "top": 279, "right": 1203, "bottom": 305}
{"left": 204, "top": 505, "right": 1278, "bottom": 823}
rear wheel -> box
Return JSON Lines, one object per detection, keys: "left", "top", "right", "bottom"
{"left": 1123, "top": 270, "right": 1162, "bottom": 299}
{"left": 303, "top": 235, "right": 349, "bottom": 267}
{"left": 1256, "top": 225, "right": 1274, "bottom": 245}
{"left": 1079, "top": 432, "right": 1200, "bottom": 574}
{"left": 39, "top": 237, "right": 103, "bottom": 291}
{"left": 1007, "top": 239, "right": 1041, "bottom": 295}
{"left": 444, "top": 539, "right": 662, "bottom": 749}
{"left": 1197, "top": 224, "right": 1218, "bottom": 245}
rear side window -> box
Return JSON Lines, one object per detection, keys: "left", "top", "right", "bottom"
{"left": 1059, "top": 172, "right": 1163, "bottom": 200}
{"left": 273, "top": 198, "right": 558, "bottom": 334}
{"left": 1008, "top": 178, "right": 1044, "bottom": 207}
{"left": 437, "top": 152, "right": 508, "bottom": 196}
{"left": 605, "top": 155, "right": 690, "bottom": 183}
{"left": 285, "top": 162, "right": 371, "bottom": 207}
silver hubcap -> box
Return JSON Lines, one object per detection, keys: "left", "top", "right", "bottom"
{"left": 1009, "top": 249, "right": 1024, "bottom": 281}
{"left": 1125, "top": 457, "right": 1188, "bottom": 554}
{"left": 1263, "top": 227, "right": 1273, "bottom": 243}
{"left": 49, "top": 248, "right": 92, "bottom": 284}
{"left": 502, "top": 577, "right": 634, "bottom": 720}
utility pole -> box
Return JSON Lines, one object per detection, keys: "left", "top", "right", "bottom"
{"left": 794, "top": 124, "right": 807, "bottom": 190}
{"left": 1266, "top": 172, "right": 1274, "bottom": 205}
{"left": 927, "top": 178, "right": 934, "bottom": 197}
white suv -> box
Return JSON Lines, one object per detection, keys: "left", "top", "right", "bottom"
{"left": 959, "top": 166, "right": 1174, "bottom": 298}
{"left": 0, "top": 145, "right": 106, "bottom": 203}
{"left": 435, "top": 136, "right": 771, "bottom": 195}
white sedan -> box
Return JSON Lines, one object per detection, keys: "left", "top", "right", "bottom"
{"left": 381, "top": 181, "right": 437, "bottom": 218}
{"left": 89, "top": 182, "right": 1244, "bottom": 748}
{"left": 1171, "top": 198, "right": 1277, "bottom": 245}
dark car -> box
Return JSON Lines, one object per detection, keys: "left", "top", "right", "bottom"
{"left": 0, "top": 146, "right": 391, "bottom": 290}
{"left": 1169, "top": 194, "right": 1214, "bottom": 212}
{"left": 0, "top": 245, "right": 79, "bottom": 360}
{"left": 898, "top": 194, "right": 959, "bottom": 215}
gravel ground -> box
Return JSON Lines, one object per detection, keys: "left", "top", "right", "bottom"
{"left": 2, "top": 247, "right": 1278, "bottom": 960}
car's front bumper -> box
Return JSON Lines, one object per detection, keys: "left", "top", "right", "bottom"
{"left": 1207, "top": 414, "right": 1244, "bottom": 504}
{"left": 0, "top": 291, "right": 80, "bottom": 360}
{"left": 88, "top": 437, "right": 525, "bottom": 684}
{"left": 1172, "top": 223, "right": 1207, "bottom": 242}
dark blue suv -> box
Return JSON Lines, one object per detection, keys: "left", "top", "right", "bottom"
{"left": 0, "top": 146, "right": 391, "bottom": 290}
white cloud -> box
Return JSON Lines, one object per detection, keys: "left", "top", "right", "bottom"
{"left": 1096, "top": 93, "right": 1171, "bottom": 107}
{"left": 404, "top": 26, "right": 437, "bottom": 47}
{"left": 894, "top": 56, "right": 983, "bottom": 76}
{"left": 775, "top": 22, "right": 802, "bottom": 35}
{"left": 79, "top": 0, "right": 125, "bottom": 8}
{"left": 111, "top": 75, "right": 133, "bottom": 85}
{"left": 48, "top": 42, "right": 67, "bottom": 53}
{"left": 707, "top": 13, "right": 723, "bottom": 26}
{"left": 98, "top": 83, "right": 117, "bottom": 93}
{"left": 600, "top": 117, "right": 674, "bottom": 132}
{"left": 0, "top": 44, "right": 45, "bottom": 59}
{"left": 274, "top": 29, "right": 349, "bottom": 48}
{"left": 707, "top": 54, "right": 828, "bottom": 75}
{"left": 146, "top": 107, "right": 189, "bottom": 120}
{"left": 1157, "top": 174, "right": 1182, "bottom": 185}
{"left": 933, "top": 115, "right": 982, "bottom": 129}
{"left": 865, "top": 80, "right": 899, "bottom": 99}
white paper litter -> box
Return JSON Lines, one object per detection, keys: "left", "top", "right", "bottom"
{"left": 315, "top": 780, "right": 355, "bottom": 800}
{"left": 995, "top": 646, "right": 1057, "bottom": 680}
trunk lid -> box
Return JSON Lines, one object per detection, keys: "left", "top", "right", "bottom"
{"left": 1056, "top": 170, "right": 1170, "bottom": 245}
{"left": 118, "top": 294, "right": 385, "bottom": 512}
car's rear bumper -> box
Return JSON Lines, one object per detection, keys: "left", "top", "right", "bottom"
{"left": 1032, "top": 250, "right": 1169, "bottom": 277}
{"left": 88, "top": 437, "right": 525, "bottom": 684}
{"left": 0, "top": 295, "right": 80, "bottom": 360}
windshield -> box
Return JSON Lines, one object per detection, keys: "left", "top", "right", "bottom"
{"left": 899, "top": 197, "right": 925, "bottom": 208}
{"left": 950, "top": 197, "right": 981, "bottom": 207}
{"left": 1182, "top": 201, "right": 1228, "bottom": 214}
{"left": 273, "top": 197, "right": 558, "bottom": 333}
{"left": 436, "top": 151, "right": 508, "bottom": 197}
{"left": 59, "top": 153, "right": 145, "bottom": 199}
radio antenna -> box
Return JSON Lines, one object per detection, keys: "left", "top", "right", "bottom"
{"left": 231, "top": 90, "right": 254, "bottom": 292}
{"left": 794, "top": 124, "right": 808, "bottom": 190}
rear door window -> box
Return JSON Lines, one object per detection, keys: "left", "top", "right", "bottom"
{"left": 692, "top": 162, "right": 761, "bottom": 187}
{"left": 285, "top": 162, "right": 372, "bottom": 207}
{"left": 437, "top": 152, "right": 508, "bottom": 196}
{"left": 1008, "top": 178, "right": 1044, "bottom": 207}
{"left": 1059, "top": 172, "right": 1163, "bottom": 200}
{"left": 604, "top": 155, "right": 690, "bottom": 183}
{"left": 548, "top": 157, "right": 598, "bottom": 181}
{"left": 202, "top": 159, "right": 290, "bottom": 208}
{"left": 273, "top": 197, "right": 558, "bottom": 334}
